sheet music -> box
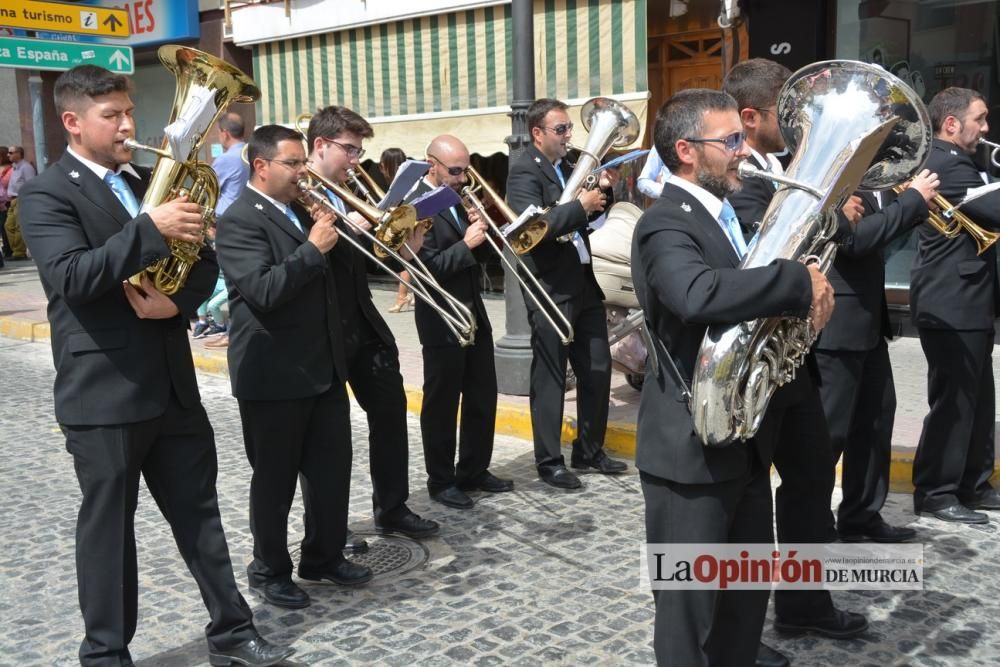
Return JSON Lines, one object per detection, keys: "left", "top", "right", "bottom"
{"left": 378, "top": 159, "right": 431, "bottom": 210}
{"left": 501, "top": 204, "right": 545, "bottom": 238}
{"left": 410, "top": 184, "right": 461, "bottom": 220}
{"left": 163, "top": 84, "right": 218, "bottom": 162}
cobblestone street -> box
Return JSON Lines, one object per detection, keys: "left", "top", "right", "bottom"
{"left": 2, "top": 337, "right": 1000, "bottom": 666}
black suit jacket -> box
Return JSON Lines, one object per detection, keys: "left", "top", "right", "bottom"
{"left": 505, "top": 144, "right": 605, "bottom": 306}
{"left": 910, "top": 138, "right": 1000, "bottom": 330}
{"left": 728, "top": 153, "right": 776, "bottom": 236}
{"left": 631, "top": 182, "right": 813, "bottom": 485}
{"left": 406, "top": 180, "right": 491, "bottom": 347}
{"left": 216, "top": 188, "right": 348, "bottom": 401}
{"left": 816, "top": 189, "right": 927, "bottom": 351}
{"left": 326, "top": 199, "right": 397, "bottom": 351}
{"left": 18, "top": 151, "right": 215, "bottom": 426}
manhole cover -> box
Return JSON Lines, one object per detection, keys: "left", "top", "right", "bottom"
{"left": 289, "top": 532, "right": 429, "bottom": 583}
{"left": 347, "top": 532, "right": 429, "bottom": 582}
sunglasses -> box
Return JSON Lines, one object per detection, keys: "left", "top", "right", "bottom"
{"left": 684, "top": 131, "right": 746, "bottom": 152}
{"left": 544, "top": 122, "right": 574, "bottom": 136}
{"left": 428, "top": 154, "right": 468, "bottom": 176}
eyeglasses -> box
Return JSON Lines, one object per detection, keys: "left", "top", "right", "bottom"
{"left": 684, "top": 131, "right": 746, "bottom": 152}
{"left": 543, "top": 122, "right": 574, "bottom": 136}
{"left": 428, "top": 154, "right": 468, "bottom": 177}
{"left": 752, "top": 106, "right": 777, "bottom": 116}
{"left": 264, "top": 157, "right": 309, "bottom": 169}
{"left": 325, "top": 138, "right": 366, "bottom": 160}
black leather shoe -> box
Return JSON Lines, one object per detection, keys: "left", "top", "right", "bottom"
{"left": 839, "top": 519, "right": 917, "bottom": 543}
{"left": 755, "top": 642, "right": 790, "bottom": 667}
{"left": 539, "top": 464, "right": 582, "bottom": 489}
{"left": 298, "top": 559, "right": 373, "bottom": 586}
{"left": 248, "top": 579, "right": 310, "bottom": 609}
{"left": 774, "top": 608, "right": 868, "bottom": 639}
{"left": 344, "top": 530, "right": 369, "bottom": 555}
{"left": 923, "top": 504, "right": 989, "bottom": 524}
{"left": 570, "top": 450, "right": 628, "bottom": 474}
{"left": 965, "top": 489, "right": 1000, "bottom": 510}
{"left": 376, "top": 511, "right": 441, "bottom": 539}
{"left": 431, "top": 485, "right": 475, "bottom": 509}
{"left": 209, "top": 635, "right": 295, "bottom": 666}
{"left": 461, "top": 471, "right": 515, "bottom": 493}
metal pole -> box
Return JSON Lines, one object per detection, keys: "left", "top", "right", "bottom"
{"left": 29, "top": 74, "right": 48, "bottom": 173}
{"left": 495, "top": 0, "right": 535, "bottom": 395}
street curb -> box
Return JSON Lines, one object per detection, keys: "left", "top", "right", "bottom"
{"left": 0, "top": 313, "right": 962, "bottom": 493}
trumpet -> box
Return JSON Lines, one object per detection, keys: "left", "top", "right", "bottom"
{"left": 297, "top": 169, "right": 477, "bottom": 346}
{"left": 893, "top": 185, "right": 1000, "bottom": 255}
{"left": 980, "top": 138, "right": 1000, "bottom": 169}
{"left": 461, "top": 166, "right": 574, "bottom": 345}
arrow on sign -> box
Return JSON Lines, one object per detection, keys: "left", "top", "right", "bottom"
{"left": 103, "top": 14, "right": 124, "bottom": 33}
{"left": 109, "top": 50, "right": 130, "bottom": 71}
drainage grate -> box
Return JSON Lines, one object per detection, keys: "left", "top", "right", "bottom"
{"left": 347, "top": 532, "right": 429, "bottom": 582}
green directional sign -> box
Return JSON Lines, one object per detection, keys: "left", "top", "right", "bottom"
{"left": 0, "top": 36, "right": 133, "bottom": 74}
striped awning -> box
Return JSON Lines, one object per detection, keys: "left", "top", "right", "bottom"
{"left": 251, "top": 0, "right": 648, "bottom": 157}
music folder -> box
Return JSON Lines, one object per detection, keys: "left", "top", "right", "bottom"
{"left": 378, "top": 159, "right": 432, "bottom": 210}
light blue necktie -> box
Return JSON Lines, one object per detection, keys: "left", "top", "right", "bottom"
{"left": 104, "top": 171, "right": 139, "bottom": 218}
{"left": 449, "top": 206, "right": 465, "bottom": 232}
{"left": 720, "top": 199, "right": 747, "bottom": 258}
{"left": 553, "top": 161, "right": 586, "bottom": 249}
{"left": 284, "top": 204, "right": 304, "bottom": 233}
{"left": 325, "top": 188, "right": 347, "bottom": 214}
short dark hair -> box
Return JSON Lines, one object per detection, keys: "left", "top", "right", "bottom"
{"left": 54, "top": 65, "right": 130, "bottom": 114}
{"left": 218, "top": 112, "right": 245, "bottom": 139}
{"left": 722, "top": 58, "right": 791, "bottom": 111}
{"left": 928, "top": 87, "right": 986, "bottom": 133}
{"left": 247, "top": 124, "right": 303, "bottom": 175}
{"left": 527, "top": 98, "right": 569, "bottom": 132}
{"left": 306, "top": 105, "right": 373, "bottom": 151}
{"left": 654, "top": 89, "right": 739, "bottom": 171}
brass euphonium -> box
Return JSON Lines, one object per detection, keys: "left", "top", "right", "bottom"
{"left": 126, "top": 45, "right": 259, "bottom": 295}
{"left": 690, "top": 60, "right": 933, "bottom": 446}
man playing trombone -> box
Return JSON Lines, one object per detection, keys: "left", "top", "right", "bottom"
{"left": 304, "top": 105, "right": 440, "bottom": 538}
{"left": 216, "top": 124, "right": 369, "bottom": 609}
{"left": 405, "top": 134, "right": 514, "bottom": 509}
{"left": 506, "top": 98, "right": 627, "bottom": 489}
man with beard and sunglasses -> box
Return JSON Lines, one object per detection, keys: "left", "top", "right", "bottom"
{"left": 506, "top": 97, "right": 628, "bottom": 491}
{"left": 631, "top": 88, "right": 834, "bottom": 667}
{"left": 724, "top": 59, "right": 869, "bottom": 667}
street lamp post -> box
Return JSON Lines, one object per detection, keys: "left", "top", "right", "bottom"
{"left": 495, "top": 0, "right": 535, "bottom": 395}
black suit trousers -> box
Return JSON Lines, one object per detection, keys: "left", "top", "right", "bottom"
{"left": 348, "top": 339, "right": 410, "bottom": 522}
{"left": 238, "top": 384, "right": 352, "bottom": 584}
{"left": 420, "top": 334, "right": 498, "bottom": 493}
{"left": 62, "top": 397, "right": 255, "bottom": 666}
{"left": 767, "top": 371, "right": 838, "bottom": 622}
{"left": 641, "top": 461, "right": 773, "bottom": 667}
{"left": 527, "top": 282, "right": 611, "bottom": 467}
{"left": 815, "top": 340, "right": 895, "bottom": 531}
{"left": 913, "top": 328, "right": 996, "bottom": 511}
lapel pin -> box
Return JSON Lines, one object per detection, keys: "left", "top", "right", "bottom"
{"left": 681, "top": 202, "right": 692, "bottom": 213}
{"left": 254, "top": 203, "right": 263, "bottom": 210}
{"left": 69, "top": 170, "right": 79, "bottom": 179}
{"left": 534, "top": 156, "right": 541, "bottom": 163}
{"left": 949, "top": 149, "right": 958, "bottom": 156}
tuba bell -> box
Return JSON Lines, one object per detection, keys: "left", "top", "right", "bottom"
{"left": 126, "top": 45, "right": 259, "bottom": 295}
{"left": 690, "top": 60, "right": 932, "bottom": 446}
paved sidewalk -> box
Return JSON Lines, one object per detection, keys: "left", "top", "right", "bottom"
{"left": 1, "top": 259, "right": 997, "bottom": 489}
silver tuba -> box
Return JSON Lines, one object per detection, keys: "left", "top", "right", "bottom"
{"left": 690, "top": 60, "right": 932, "bottom": 447}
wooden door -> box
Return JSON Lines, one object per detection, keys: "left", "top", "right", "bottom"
{"left": 646, "top": 30, "right": 725, "bottom": 144}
